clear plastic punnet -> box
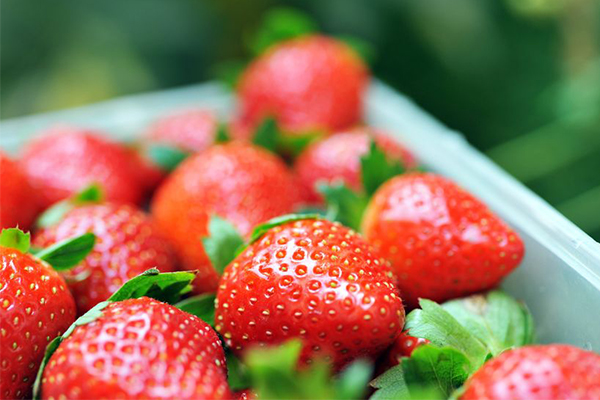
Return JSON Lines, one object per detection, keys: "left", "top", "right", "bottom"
{"left": 2, "top": 81, "right": 599, "bottom": 350}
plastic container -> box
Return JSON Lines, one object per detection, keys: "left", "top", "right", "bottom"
{"left": 2, "top": 80, "right": 599, "bottom": 350}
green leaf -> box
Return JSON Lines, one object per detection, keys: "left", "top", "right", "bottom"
{"left": 175, "top": 293, "right": 216, "bottom": 326}
{"left": 108, "top": 268, "right": 195, "bottom": 303}
{"left": 337, "top": 35, "right": 377, "bottom": 65}
{"left": 35, "top": 233, "right": 96, "bottom": 271}
{"left": 216, "top": 123, "right": 230, "bottom": 143}
{"left": 212, "top": 59, "right": 247, "bottom": 89}
{"left": 252, "top": 117, "right": 279, "bottom": 153}
{"left": 335, "top": 360, "right": 373, "bottom": 400}
{"left": 370, "top": 364, "right": 410, "bottom": 400}
{"left": 441, "top": 290, "right": 535, "bottom": 355}
{"left": 360, "top": 140, "right": 405, "bottom": 196}
{"left": 276, "top": 131, "right": 322, "bottom": 158}
{"left": 36, "top": 184, "right": 104, "bottom": 229}
{"left": 226, "top": 350, "right": 252, "bottom": 391}
{"left": 0, "top": 228, "right": 31, "bottom": 253}
{"left": 146, "top": 144, "right": 189, "bottom": 172}
{"left": 32, "top": 269, "right": 197, "bottom": 399}
{"left": 248, "top": 7, "right": 317, "bottom": 55}
{"left": 202, "top": 215, "right": 245, "bottom": 275}
{"left": 404, "top": 300, "right": 489, "bottom": 369}
{"left": 249, "top": 214, "right": 321, "bottom": 244}
{"left": 319, "top": 183, "right": 368, "bottom": 231}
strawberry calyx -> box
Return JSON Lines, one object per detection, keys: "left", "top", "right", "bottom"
{"left": 242, "top": 340, "right": 373, "bottom": 400}
{"left": 1, "top": 227, "right": 96, "bottom": 271}
{"left": 32, "top": 268, "right": 196, "bottom": 399}
{"left": 248, "top": 213, "right": 321, "bottom": 244}
{"left": 370, "top": 290, "right": 535, "bottom": 399}
{"left": 145, "top": 143, "right": 190, "bottom": 172}
{"left": 252, "top": 117, "right": 322, "bottom": 159}
{"left": 320, "top": 139, "right": 408, "bottom": 231}
{"left": 175, "top": 293, "right": 216, "bottom": 326}
{"left": 36, "top": 184, "right": 104, "bottom": 229}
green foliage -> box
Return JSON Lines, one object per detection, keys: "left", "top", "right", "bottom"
{"left": 372, "top": 291, "right": 536, "bottom": 399}
{"left": 360, "top": 140, "right": 405, "bottom": 196}
{"left": 248, "top": 7, "right": 318, "bottom": 55}
{"left": 0, "top": 228, "right": 31, "bottom": 253}
{"left": 202, "top": 215, "right": 245, "bottom": 275}
{"left": 216, "top": 123, "right": 231, "bottom": 143}
{"left": 337, "top": 35, "right": 377, "bottom": 65}
{"left": 319, "top": 183, "right": 368, "bottom": 231}
{"left": 146, "top": 144, "right": 189, "bottom": 172}
{"left": 175, "top": 293, "right": 216, "bottom": 326}
{"left": 36, "top": 184, "right": 104, "bottom": 228}
{"left": 35, "top": 233, "right": 96, "bottom": 271}
{"left": 249, "top": 214, "right": 320, "bottom": 244}
{"left": 245, "top": 340, "right": 372, "bottom": 400}
{"left": 252, "top": 117, "right": 279, "bottom": 153}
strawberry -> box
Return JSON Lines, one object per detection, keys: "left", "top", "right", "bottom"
{"left": 19, "top": 126, "right": 153, "bottom": 209}
{"left": 385, "top": 330, "right": 429, "bottom": 367}
{"left": 237, "top": 35, "right": 369, "bottom": 136}
{"left": 40, "top": 297, "right": 232, "bottom": 399}
{"left": 151, "top": 142, "right": 299, "bottom": 293}
{"left": 214, "top": 217, "right": 404, "bottom": 369}
{"left": 0, "top": 153, "right": 40, "bottom": 231}
{"left": 0, "top": 231, "right": 77, "bottom": 399}
{"left": 362, "top": 173, "right": 524, "bottom": 307}
{"left": 294, "top": 127, "right": 417, "bottom": 204}
{"left": 34, "top": 202, "right": 176, "bottom": 314}
{"left": 461, "top": 344, "right": 600, "bottom": 399}
{"left": 146, "top": 108, "right": 219, "bottom": 153}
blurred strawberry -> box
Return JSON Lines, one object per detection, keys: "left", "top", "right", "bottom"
{"left": 295, "top": 127, "right": 416, "bottom": 204}
{"left": 19, "top": 126, "right": 153, "bottom": 209}
{"left": 237, "top": 35, "right": 369, "bottom": 136}
{"left": 151, "top": 142, "right": 299, "bottom": 293}
{"left": 146, "top": 109, "right": 219, "bottom": 153}
{"left": 0, "top": 153, "right": 40, "bottom": 230}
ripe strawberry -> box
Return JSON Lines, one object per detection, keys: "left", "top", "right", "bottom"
{"left": 151, "top": 142, "right": 299, "bottom": 293}
{"left": 146, "top": 108, "right": 218, "bottom": 153}
{"left": 214, "top": 218, "right": 404, "bottom": 369}
{"left": 34, "top": 203, "right": 176, "bottom": 314}
{"left": 20, "top": 126, "right": 153, "bottom": 209}
{"left": 362, "top": 173, "right": 524, "bottom": 308}
{"left": 237, "top": 35, "right": 369, "bottom": 136}
{"left": 40, "top": 297, "right": 232, "bottom": 399}
{"left": 461, "top": 344, "right": 600, "bottom": 399}
{"left": 0, "top": 153, "right": 40, "bottom": 231}
{"left": 383, "top": 330, "right": 429, "bottom": 369}
{"left": 295, "top": 127, "right": 417, "bottom": 204}
{"left": 0, "top": 246, "right": 76, "bottom": 399}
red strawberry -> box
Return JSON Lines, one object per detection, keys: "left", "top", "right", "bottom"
{"left": 295, "top": 127, "right": 417, "bottom": 204}
{"left": 40, "top": 297, "right": 232, "bottom": 399}
{"left": 461, "top": 344, "right": 600, "bottom": 399}
{"left": 0, "top": 246, "right": 76, "bottom": 399}
{"left": 151, "top": 142, "right": 299, "bottom": 293}
{"left": 34, "top": 203, "right": 176, "bottom": 314}
{"left": 384, "top": 330, "right": 429, "bottom": 368}
{"left": 146, "top": 108, "right": 218, "bottom": 153}
{"left": 0, "top": 153, "right": 40, "bottom": 231}
{"left": 214, "top": 218, "right": 404, "bottom": 369}
{"left": 362, "top": 173, "right": 524, "bottom": 308}
{"left": 20, "top": 126, "right": 153, "bottom": 209}
{"left": 237, "top": 35, "right": 369, "bottom": 136}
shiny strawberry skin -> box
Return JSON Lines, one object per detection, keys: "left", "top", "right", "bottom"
{"left": 146, "top": 109, "right": 218, "bottom": 153}
{"left": 40, "top": 297, "right": 232, "bottom": 400}
{"left": 0, "top": 247, "right": 76, "bottom": 400}
{"left": 0, "top": 153, "right": 40, "bottom": 231}
{"left": 362, "top": 173, "right": 524, "bottom": 308}
{"left": 461, "top": 345, "right": 600, "bottom": 400}
{"left": 215, "top": 219, "right": 404, "bottom": 369}
{"left": 237, "top": 35, "right": 369, "bottom": 135}
{"left": 295, "top": 127, "right": 417, "bottom": 204}
{"left": 34, "top": 203, "right": 176, "bottom": 314}
{"left": 20, "top": 127, "right": 151, "bottom": 209}
{"left": 151, "top": 142, "right": 299, "bottom": 293}
{"left": 385, "top": 330, "right": 429, "bottom": 367}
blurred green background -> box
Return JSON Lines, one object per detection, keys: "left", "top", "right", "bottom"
{"left": 1, "top": 0, "right": 599, "bottom": 240}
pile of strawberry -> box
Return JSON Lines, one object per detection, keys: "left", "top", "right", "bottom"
{"left": 2, "top": 14, "right": 599, "bottom": 400}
